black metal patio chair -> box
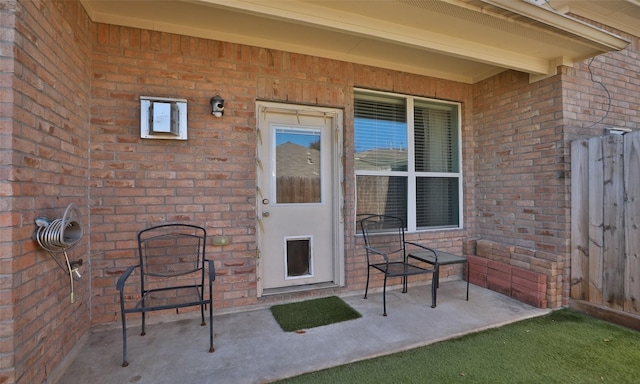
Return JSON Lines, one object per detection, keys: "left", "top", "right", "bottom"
{"left": 116, "top": 223, "right": 215, "bottom": 367}
{"left": 360, "top": 214, "right": 436, "bottom": 316}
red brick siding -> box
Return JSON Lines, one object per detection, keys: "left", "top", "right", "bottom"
{"left": 88, "top": 24, "right": 476, "bottom": 324}
{"left": 473, "top": 71, "right": 569, "bottom": 253}
{"left": 562, "top": 18, "right": 640, "bottom": 139}
{"left": 471, "top": 70, "right": 571, "bottom": 306}
{"left": 561, "top": 29, "right": 640, "bottom": 308}
{"left": 471, "top": 27, "right": 640, "bottom": 309}
{"left": 4, "top": 3, "right": 638, "bottom": 383}
{"left": 1, "top": 1, "right": 92, "bottom": 383}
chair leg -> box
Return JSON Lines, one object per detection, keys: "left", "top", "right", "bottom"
{"left": 382, "top": 274, "right": 388, "bottom": 316}
{"left": 120, "top": 310, "right": 129, "bottom": 367}
{"left": 364, "top": 266, "right": 371, "bottom": 299}
{"left": 430, "top": 272, "right": 437, "bottom": 308}
{"left": 141, "top": 312, "right": 146, "bottom": 336}
{"left": 465, "top": 261, "right": 470, "bottom": 301}
{"left": 208, "top": 303, "right": 214, "bottom": 353}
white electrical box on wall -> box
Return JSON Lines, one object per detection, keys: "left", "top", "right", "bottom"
{"left": 140, "top": 96, "right": 188, "bottom": 140}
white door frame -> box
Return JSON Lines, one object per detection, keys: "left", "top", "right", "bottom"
{"left": 256, "top": 101, "right": 344, "bottom": 297}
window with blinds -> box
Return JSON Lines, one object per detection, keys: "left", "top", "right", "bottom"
{"left": 354, "top": 90, "right": 461, "bottom": 231}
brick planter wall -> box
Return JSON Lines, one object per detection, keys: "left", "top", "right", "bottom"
{"left": 467, "top": 255, "right": 548, "bottom": 308}
{"left": 464, "top": 239, "right": 563, "bottom": 309}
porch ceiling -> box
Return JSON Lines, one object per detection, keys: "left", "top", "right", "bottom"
{"left": 79, "top": 0, "right": 630, "bottom": 84}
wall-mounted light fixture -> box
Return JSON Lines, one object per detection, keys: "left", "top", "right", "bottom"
{"left": 210, "top": 95, "right": 224, "bottom": 118}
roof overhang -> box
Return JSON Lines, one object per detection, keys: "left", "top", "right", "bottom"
{"left": 548, "top": 0, "right": 640, "bottom": 39}
{"left": 79, "top": 0, "right": 631, "bottom": 84}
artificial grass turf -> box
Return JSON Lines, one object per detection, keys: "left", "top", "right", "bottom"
{"left": 274, "top": 309, "right": 640, "bottom": 383}
{"left": 270, "top": 296, "right": 362, "bottom": 332}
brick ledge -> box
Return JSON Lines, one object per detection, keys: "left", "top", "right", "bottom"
{"left": 467, "top": 255, "right": 547, "bottom": 309}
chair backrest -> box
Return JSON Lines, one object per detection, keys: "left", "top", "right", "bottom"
{"left": 137, "top": 223, "right": 207, "bottom": 278}
{"left": 355, "top": 213, "right": 375, "bottom": 234}
{"left": 360, "top": 215, "right": 406, "bottom": 260}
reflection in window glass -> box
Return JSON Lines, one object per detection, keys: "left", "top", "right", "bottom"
{"left": 416, "top": 177, "right": 459, "bottom": 228}
{"left": 356, "top": 175, "right": 407, "bottom": 225}
{"left": 354, "top": 94, "right": 407, "bottom": 172}
{"left": 354, "top": 91, "right": 461, "bottom": 231}
{"left": 414, "top": 101, "right": 459, "bottom": 173}
{"left": 275, "top": 127, "right": 321, "bottom": 204}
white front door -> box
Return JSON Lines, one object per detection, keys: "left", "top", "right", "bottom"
{"left": 256, "top": 102, "right": 344, "bottom": 295}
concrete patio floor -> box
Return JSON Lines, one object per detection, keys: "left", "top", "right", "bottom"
{"left": 56, "top": 281, "right": 550, "bottom": 384}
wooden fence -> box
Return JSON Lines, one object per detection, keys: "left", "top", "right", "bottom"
{"left": 276, "top": 176, "right": 320, "bottom": 204}
{"left": 571, "top": 132, "right": 640, "bottom": 316}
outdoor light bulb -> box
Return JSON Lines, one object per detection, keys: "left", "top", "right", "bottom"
{"left": 214, "top": 111, "right": 222, "bottom": 118}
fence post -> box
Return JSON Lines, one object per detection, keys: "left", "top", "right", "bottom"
{"left": 570, "top": 139, "right": 589, "bottom": 300}
{"left": 623, "top": 133, "right": 640, "bottom": 313}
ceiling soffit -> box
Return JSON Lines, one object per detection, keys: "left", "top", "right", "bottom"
{"left": 79, "top": 0, "right": 629, "bottom": 84}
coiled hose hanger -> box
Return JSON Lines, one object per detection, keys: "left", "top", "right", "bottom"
{"left": 33, "top": 203, "right": 84, "bottom": 303}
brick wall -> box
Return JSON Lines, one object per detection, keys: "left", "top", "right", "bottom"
{"left": 562, "top": 19, "right": 640, "bottom": 141}
{"left": 1, "top": 1, "right": 92, "bottom": 383}
{"left": 88, "top": 24, "right": 476, "bottom": 324}
{"left": 561, "top": 29, "right": 640, "bottom": 307}
{"left": 470, "top": 29, "right": 640, "bottom": 309}
{"left": 471, "top": 70, "right": 571, "bottom": 306}
{"left": 472, "top": 70, "right": 569, "bottom": 252}
{"left": 6, "top": 2, "right": 638, "bottom": 383}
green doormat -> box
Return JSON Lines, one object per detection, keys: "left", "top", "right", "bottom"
{"left": 271, "top": 296, "right": 362, "bottom": 332}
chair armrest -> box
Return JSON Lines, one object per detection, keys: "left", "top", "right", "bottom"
{"left": 364, "top": 245, "right": 390, "bottom": 262}
{"left": 205, "top": 259, "right": 216, "bottom": 282}
{"left": 116, "top": 265, "right": 139, "bottom": 292}
{"left": 405, "top": 242, "right": 438, "bottom": 262}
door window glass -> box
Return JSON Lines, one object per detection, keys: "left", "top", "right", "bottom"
{"left": 275, "top": 127, "right": 322, "bottom": 204}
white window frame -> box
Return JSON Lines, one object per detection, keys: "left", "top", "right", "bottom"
{"left": 354, "top": 88, "right": 463, "bottom": 232}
